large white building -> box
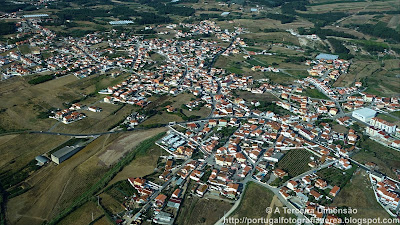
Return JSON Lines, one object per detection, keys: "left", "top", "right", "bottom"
{"left": 370, "top": 117, "right": 397, "bottom": 134}
{"left": 352, "top": 108, "right": 376, "bottom": 123}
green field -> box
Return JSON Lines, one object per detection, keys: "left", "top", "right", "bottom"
{"left": 317, "top": 166, "right": 356, "bottom": 189}
{"left": 301, "top": 88, "right": 329, "bottom": 100}
{"left": 277, "top": 149, "right": 314, "bottom": 177}
{"left": 352, "top": 139, "right": 400, "bottom": 180}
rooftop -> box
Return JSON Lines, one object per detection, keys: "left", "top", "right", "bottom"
{"left": 51, "top": 146, "right": 79, "bottom": 159}
{"left": 352, "top": 107, "right": 376, "bottom": 117}
{"left": 316, "top": 53, "right": 339, "bottom": 60}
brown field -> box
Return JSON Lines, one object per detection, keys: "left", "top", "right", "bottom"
{"left": 232, "top": 182, "right": 295, "bottom": 224}
{"left": 333, "top": 58, "right": 400, "bottom": 97}
{"left": 352, "top": 139, "right": 400, "bottom": 180}
{"left": 0, "top": 73, "right": 130, "bottom": 133}
{"left": 0, "top": 134, "right": 69, "bottom": 173}
{"left": 309, "top": 0, "right": 397, "bottom": 14}
{"left": 99, "top": 127, "right": 167, "bottom": 168}
{"left": 217, "top": 18, "right": 313, "bottom": 34}
{"left": 6, "top": 128, "right": 165, "bottom": 225}
{"left": 241, "top": 32, "right": 300, "bottom": 46}
{"left": 141, "top": 112, "right": 183, "bottom": 126}
{"left": 93, "top": 216, "right": 112, "bottom": 225}
{"left": 332, "top": 124, "right": 348, "bottom": 133}
{"left": 232, "top": 182, "right": 274, "bottom": 219}
{"left": 237, "top": 91, "right": 279, "bottom": 103}
{"left": 51, "top": 104, "right": 134, "bottom": 134}
{"left": 99, "top": 192, "right": 125, "bottom": 214}
{"left": 176, "top": 196, "right": 232, "bottom": 225}
{"left": 109, "top": 141, "right": 167, "bottom": 186}
{"left": 332, "top": 170, "right": 396, "bottom": 224}
{"left": 57, "top": 202, "right": 104, "bottom": 225}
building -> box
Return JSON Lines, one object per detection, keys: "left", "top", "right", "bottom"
{"left": 51, "top": 146, "right": 81, "bottom": 164}
{"left": 35, "top": 155, "right": 49, "bottom": 166}
{"left": 109, "top": 20, "right": 134, "bottom": 25}
{"left": 352, "top": 108, "right": 376, "bottom": 123}
{"left": 316, "top": 53, "right": 338, "bottom": 60}
{"left": 370, "top": 117, "right": 397, "bottom": 134}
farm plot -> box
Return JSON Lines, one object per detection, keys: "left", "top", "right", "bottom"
{"left": 277, "top": 149, "right": 314, "bottom": 177}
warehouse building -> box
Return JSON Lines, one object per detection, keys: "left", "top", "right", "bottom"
{"left": 316, "top": 53, "right": 339, "bottom": 60}
{"left": 109, "top": 20, "right": 134, "bottom": 25}
{"left": 51, "top": 146, "right": 81, "bottom": 164}
{"left": 23, "top": 14, "right": 49, "bottom": 18}
{"left": 35, "top": 155, "right": 49, "bottom": 166}
{"left": 352, "top": 108, "right": 377, "bottom": 123}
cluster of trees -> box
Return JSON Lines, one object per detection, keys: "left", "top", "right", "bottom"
{"left": 153, "top": 4, "right": 195, "bottom": 17}
{"left": 284, "top": 56, "right": 307, "bottom": 63}
{"left": 355, "top": 41, "right": 387, "bottom": 53}
{"left": 355, "top": 22, "right": 400, "bottom": 43}
{"left": 64, "top": 0, "right": 112, "bottom": 7}
{"left": 0, "top": 22, "right": 16, "bottom": 35}
{"left": 328, "top": 38, "right": 353, "bottom": 59}
{"left": 298, "top": 27, "right": 356, "bottom": 39}
{"left": 266, "top": 14, "right": 296, "bottom": 24}
{"left": 280, "top": 0, "right": 308, "bottom": 14}
{"left": 358, "top": 10, "right": 399, "bottom": 15}
{"left": 0, "top": 0, "right": 32, "bottom": 13}
{"left": 28, "top": 75, "right": 55, "bottom": 85}
{"left": 139, "top": 0, "right": 196, "bottom": 17}
{"left": 296, "top": 12, "right": 348, "bottom": 26}
{"left": 249, "top": 0, "right": 288, "bottom": 7}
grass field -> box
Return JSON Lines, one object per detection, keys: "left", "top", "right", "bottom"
{"left": 6, "top": 128, "right": 165, "bottom": 225}
{"left": 0, "top": 73, "right": 131, "bottom": 133}
{"left": 176, "top": 192, "right": 232, "bottom": 225}
{"left": 232, "top": 182, "right": 295, "bottom": 224}
{"left": 334, "top": 58, "right": 399, "bottom": 97}
{"left": 317, "top": 166, "right": 356, "bottom": 189}
{"left": 390, "top": 111, "right": 400, "bottom": 118}
{"left": 232, "top": 182, "right": 274, "bottom": 219}
{"left": 57, "top": 202, "right": 104, "bottom": 225}
{"left": 332, "top": 170, "right": 396, "bottom": 224}
{"left": 237, "top": 91, "right": 279, "bottom": 103}
{"left": 277, "top": 149, "right": 314, "bottom": 178}
{"left": 376, "top": 113, "right": 400, "bottom": 126}
{"left": 352, "top": 139, "right": 400, "bottom": 180}
{"left": 0, "top": 134, "right": 69, "bottom": 173}
{"left": 301, "top": 88, "right": 329, "bottom": 100}
{"left": 108, "top": 130, "right": 168, "bottom": 185}
{"left": 264, "top": 71, "right": 298, "bottom": 85}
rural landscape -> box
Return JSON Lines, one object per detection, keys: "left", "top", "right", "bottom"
{"left": 0, "top": 0, "right": 399, "bottom": 224}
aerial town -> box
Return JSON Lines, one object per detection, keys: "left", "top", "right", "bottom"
{"left": 0, "top": 0, "right": 400, "bottom": 225}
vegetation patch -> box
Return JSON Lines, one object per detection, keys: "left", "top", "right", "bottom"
{"left": 277, "top": 149, "right": 313, "bottom": 177}
{"left": 45, "top": 131, "right": 166, "bottom": 225}
{"left": 28, "top": 75, "right": 55, "bottom": 85}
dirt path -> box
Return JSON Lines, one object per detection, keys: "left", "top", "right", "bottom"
{"left": 265, "top": 195, "right": 284, "bottom": 224}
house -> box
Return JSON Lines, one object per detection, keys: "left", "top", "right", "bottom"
{"left": 273, "top": 169, "right": 288, "bottom": 178}
{"left": 196, "top": 184, "right": 208, "bottom": 197}
{"left": 315, "top": 179, "right": 327, "bottom": 189}
{"left": 88, "top": 106, "right": 102, "bottom": 112}
{"left": 287, "top": 180, "right": 298, "bottom": 190}
{"left": 310, "top": 189, "right": 322, "bottom": 200}
{"left": 154, "top": 194, "right": 167, "bottom": 207}
{"left": 128, "top": 177, "right": 146, "bottom": 187}
{"left": 329, "top": 186, "right": 340, "bottom": 197}
{"left": 172, "top": 189, "right": 181, "bottom": 198}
